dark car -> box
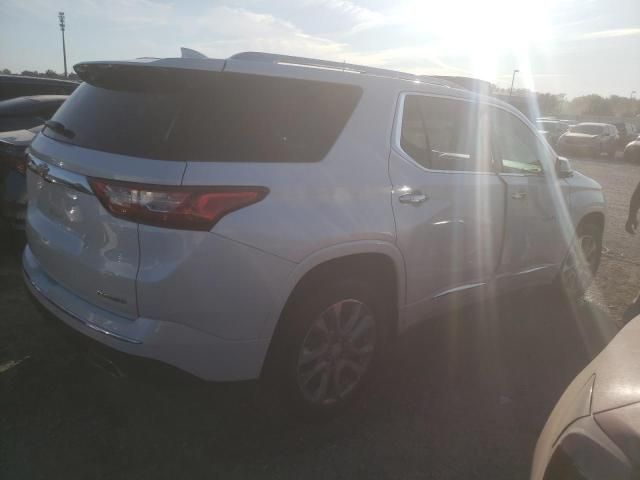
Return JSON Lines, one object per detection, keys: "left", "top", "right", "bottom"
{"left": 536, "top": 120, "right": 569, "bottom": 146}
{"left": 0, "top": 74, "right": 78, "bottom": 101}
{"left": 0, "top": 95, "right": 68, "bottom": 131}
{"left": 557, "top": 122, "right": 619, "bottom": 158}
{"left": 0, "top": 95, "right": 68, "bottom": 228}
{"left": 624, "top": 134, "right": 640, "bottom": 163}
{"left": 0, "top": 126, "right": 40, "bottom": 228}
{"left": 531, "top": 316, "right": 640, "bottom": 479}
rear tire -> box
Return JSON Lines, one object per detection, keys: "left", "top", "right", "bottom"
{"left": 557, "top": 222, "right": 602, "bottom": 301}
{"left": 261, "top": 277, "right": 389, "bottom": 418}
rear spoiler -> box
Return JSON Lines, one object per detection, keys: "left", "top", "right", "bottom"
{"left": 74, "top": 58, "right": 226, "bottom": 86}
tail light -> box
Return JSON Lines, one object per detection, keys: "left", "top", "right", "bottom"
{"left": 89, "top": 178, "right": 268, "bottom": 231}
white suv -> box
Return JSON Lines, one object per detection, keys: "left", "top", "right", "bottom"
{"left": 24, "top": 52, "right": 605, "bottom": 414}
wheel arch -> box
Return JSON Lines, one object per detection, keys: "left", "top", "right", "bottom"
{"left": 260, "top": 241, "right": 406, "bottom": 342}
{"left": 578, "top": 211, "right": 605, "bottom": 235}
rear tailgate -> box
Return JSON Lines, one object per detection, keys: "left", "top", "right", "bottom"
{"left": 23, "top": 61, "right": 227, "bottom": 318}
{"left": 26, "top": 135, "right": 186, "bottom": 318}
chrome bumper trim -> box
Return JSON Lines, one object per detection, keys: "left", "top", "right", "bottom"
{"left": 24, "top": 267, "right": 142, "bottom": 345}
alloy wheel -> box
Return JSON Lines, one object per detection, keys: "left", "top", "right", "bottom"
{"left": 296, "top": 299, "right": 376, "bottom": 406}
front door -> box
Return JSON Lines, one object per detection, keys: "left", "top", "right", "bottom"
{"left": 490, "top": 106, "right": 567, "bottom": 285}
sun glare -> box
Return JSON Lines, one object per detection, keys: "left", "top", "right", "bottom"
{"left": 408, "top": 0, "right": 558, "bottom": 85}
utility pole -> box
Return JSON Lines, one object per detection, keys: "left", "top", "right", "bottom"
{"left": 509, "top": 69, "right": 519, "bottom": 97}
{"left": 58, "top": 12, "right": 67, "bottom": 78}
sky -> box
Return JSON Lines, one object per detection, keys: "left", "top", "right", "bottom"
{"left": 1, "top": 0, "right": 638, "bottom": 98}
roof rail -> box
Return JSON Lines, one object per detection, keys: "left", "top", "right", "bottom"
{"left": 229, "top": 51, "right": 454, "bottom": 88}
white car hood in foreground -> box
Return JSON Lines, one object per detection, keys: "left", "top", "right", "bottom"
{"left": 589, "top": 316, "right": 640, "bottom": 413}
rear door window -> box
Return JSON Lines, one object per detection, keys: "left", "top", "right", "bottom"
{"left": 400, "top": 95, "right": 493, "bottom": 172}
{"left": 45, "top": 69, "right": 362, "bottom": 163}
{"left": 400, "top": 95, "right": 429, "bottom": 167}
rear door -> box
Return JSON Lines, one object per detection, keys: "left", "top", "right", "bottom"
{"left": 25, "top": 63, "right": 223, "bottom": 318}
{"left": 389, "top": 94, "right": 505, "bottom": 307}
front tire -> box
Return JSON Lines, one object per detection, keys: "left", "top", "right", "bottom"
{"left": 263, "top": 277, "right": 388, "bottom": 417}
{"left": 558, "top": 223, "right": 602, "bottom": 301}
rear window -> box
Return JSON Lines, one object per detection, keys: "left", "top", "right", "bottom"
{"left": 44, "top": 68, "right": 362, "bottom": 162}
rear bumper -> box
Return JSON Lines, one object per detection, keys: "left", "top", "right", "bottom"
{"left": 23, "top": 246, "right": 270, "bottom": 381}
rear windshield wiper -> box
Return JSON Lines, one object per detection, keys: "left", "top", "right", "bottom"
{"left": 44, "top": 120, "right": 75, "bottom": 139}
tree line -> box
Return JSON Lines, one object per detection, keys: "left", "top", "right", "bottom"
{"left": 2, "top": 68, "right": 80, "bottom": 81}
{"left": 494, "top": 87, "right": 639, "bottom": 118}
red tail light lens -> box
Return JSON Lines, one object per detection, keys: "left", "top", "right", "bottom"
{"left": 89, "top": 179, "right": 268, "bottom": 231}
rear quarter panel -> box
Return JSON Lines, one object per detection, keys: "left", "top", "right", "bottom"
{"left": 180, "top": 80, "right": 398, "bottom": 263}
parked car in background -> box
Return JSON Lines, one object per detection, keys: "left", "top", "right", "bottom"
{"left": 0, "top": 126, "right": 40, "bottom": 228}
{"left": 0, "top": 95, "right": 68, "bottom": 132}
{"left": 613, "top": 122, "right": 637, "bottom": 147}
{"left": 0, "top": 75, "right": 78, "bottom": 101}
{"left": 531, "top": 315, "right": 640, "bottom": 479}
{"left": 624, "top": 134, "right": 640, "bottom": 163}
{"left": 536, "top": 120, "right": 569, "bottom": 147}
{"left": 0, "top": 95, "right": 67, "bottom": 229}
{"left": 24, "top": 52, "right": 605, "bottom": 415}
{"left": 557, "top": 122, "right": 619, "bottom": 157}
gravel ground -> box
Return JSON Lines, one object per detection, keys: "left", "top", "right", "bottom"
{"left": 570, "top": 156, "right": 640, "bottom": 323}
{"left": 1, "top": 154, "right": 637, "bottom": 480}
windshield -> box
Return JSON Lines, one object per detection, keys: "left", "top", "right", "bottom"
{"left": 570, "top": 124, "right": 604, "bottom": 135}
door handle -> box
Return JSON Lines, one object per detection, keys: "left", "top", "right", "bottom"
{"left": 399, "top": 191, "right": 428, "bottom": 205}
{"left": 511, "top": 191, "right": 527, "bottom": 200}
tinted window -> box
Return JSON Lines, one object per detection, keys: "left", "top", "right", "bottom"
{"left": 400, "top": 95, "right": 429, "bottom": 167}
{"left": 400, "top": 95, "right": 493, "bottom": 172}
{"left": 45, "top": 70, "right": 362, "bottom": 162}
{"left": 492, "top": 108, "right": 544, "bottom": 174}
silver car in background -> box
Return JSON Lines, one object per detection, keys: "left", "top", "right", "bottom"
{"left": 24, "top": 52, "right": 605, "bottom": 415}
{"left": 557, "top": 122, "right": 619, "bottom": 158}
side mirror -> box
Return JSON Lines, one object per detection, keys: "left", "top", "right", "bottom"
{"left": 556, "top": 156, "right": 573, "bottom": 178}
